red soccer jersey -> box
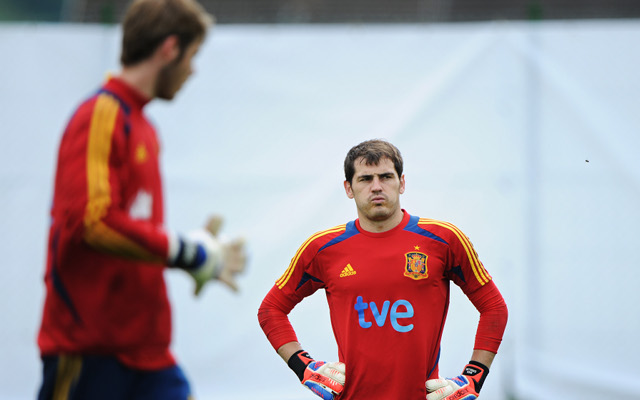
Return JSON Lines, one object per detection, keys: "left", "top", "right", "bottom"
{"left": 259, "top": 211, "right": 498, "bottom": 399}
{"left": 38, "top": 77, "right": 175, "bottom": 370}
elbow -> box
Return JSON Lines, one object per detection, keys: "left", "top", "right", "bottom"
{"left": 257, "top": 296, "right": 278, "bottom": 331}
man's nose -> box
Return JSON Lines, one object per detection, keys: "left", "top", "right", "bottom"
{"left": 371, "top": 177, "right": 383, "bottom": 191}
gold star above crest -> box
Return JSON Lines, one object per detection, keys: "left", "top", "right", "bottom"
{"left": 414, "top": 245, "right": 420, "bottom": 250}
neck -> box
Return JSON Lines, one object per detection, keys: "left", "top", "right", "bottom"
{"left": 117, "top": 62, "right": 158, "bottom": 100}
{"left": 358, "top": 208, "right": 404, "bottom": 233}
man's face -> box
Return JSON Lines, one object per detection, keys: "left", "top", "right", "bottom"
{"left": 156, "top": 38, "right": 202, "bottom": 100}
{"left": 344, "top": 157, "right": 405, "bottom": 224}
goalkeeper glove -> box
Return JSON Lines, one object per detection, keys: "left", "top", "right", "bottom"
{"left": 288, "top": 350, "right": 345, "bottom": 400}
{"left": 170, "top": 215, "right": 247, "bottom": 295}
{"left": 425, "top": 361, "right": 489, "bottom": 400}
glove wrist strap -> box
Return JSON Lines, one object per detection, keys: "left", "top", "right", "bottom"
{"left": 287, "top": 350, "right": 313, "bottom": 381}
{"left": 170, "top": 237, "right": 206, "bottom": 270}
{"left": 463, "top": 360, "right": 489, "bottom": 392}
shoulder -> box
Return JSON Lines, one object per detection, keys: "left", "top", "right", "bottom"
{"left": 70, "top": 89, "right": 127, "bottom": 126}
{"left": 298, "top": 223, "right": 351, "bottom": 254}
{"left": 92, "top": 89, "right": 130, "bottom": 119}
{"left": 274, "top": 223, "right": 351, "bottom": 288}
{"left": 409, "top": 217, "right": 471, "bottom": 246}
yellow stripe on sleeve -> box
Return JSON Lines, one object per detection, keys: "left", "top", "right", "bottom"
{"left": 275, "top": 225, "right": 346, "bottom": 289}
{"left": 84, "top": 94, "right": 119, "bottom": 226}
{"left": 53, "top": 355, "right": 82, "bottom": 400}
{"left": 80, "top": 95, "right": 161, "bottom": 262}
{"left": 419, "top": 219, "right": 491, "bottom": 285}
{"left": 84, "top": 221, "right": 163, "bottom": 262}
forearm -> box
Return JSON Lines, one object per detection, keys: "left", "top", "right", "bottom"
{"left": 83, "top": 214, "right": 171, "bottom": 264}
{"left": 258, "top": 286, "right": 301, "bottom": 351}
{"left": 470, "top": 349, "right": 496, "bottom": 369}
{"left": 277, "top": 341, "right": 304, "bottom": 363}
{"left": 467, "top": 281, "right": 508, "bottom": 353}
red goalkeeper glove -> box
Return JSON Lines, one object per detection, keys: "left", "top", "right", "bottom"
{"left": 425, "top": 361, "right": 489, "bottom": 400}
{"left": 288, "top": 350, "right": 345, "bottom": 400}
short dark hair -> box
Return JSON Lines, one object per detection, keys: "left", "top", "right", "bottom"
{"left": 344, "top": 139, "right": 403, "bottom": 183}
{"left": 120, "top": 0, "right": 213, "bottom": 66}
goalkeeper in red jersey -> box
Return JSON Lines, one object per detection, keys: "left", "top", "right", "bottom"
{"left": 258, "top": 139, "right": 508, "bottom": 400}
{"left": 36, "top": 0, "right": 246, "bottom": 399}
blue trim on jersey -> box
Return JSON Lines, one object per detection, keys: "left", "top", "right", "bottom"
{"left": 318, "top": 221, "right": 359, "bottom": 253}
{"left": 403, "top": 215, "right": 448, "bottom": 244}
{"left": 50, "top": 229, "right": 83, "bottom": 325}
{"left": 428, "top": 347, "right": 441, "bottom": 379}
{"left": 96, "top": 89, "right": 131, "bottom": 137}
{"left": 296, "top": 272, "right": 324, "bottom": 290}
{"left": 450, "top": 265, "right": 466, "bottom": 283}
{"left": 96, "top": 89, "right": 131, "bottom": 115}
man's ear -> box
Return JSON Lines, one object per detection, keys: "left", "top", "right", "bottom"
{"left": 399, "top": 174, "right": 405, "bottom": 194}
{"left": 158, "top": 35, "right": 180, "bottom": 65}
{"left": 344, "top": 180, "right": 354, "bottom": 199}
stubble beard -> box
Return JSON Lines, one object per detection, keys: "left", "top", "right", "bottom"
{"left": 362, "top": 202, "right": 396, "bottom": 222}
{"left": 155, "top": 63, "right": 180, "bottom": 100}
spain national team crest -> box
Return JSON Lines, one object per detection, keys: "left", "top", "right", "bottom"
{"left": 404, "top": 251, "right": 428, "bottom": 280}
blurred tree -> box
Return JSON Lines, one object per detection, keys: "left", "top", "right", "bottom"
{"left": 0, "top": 0, "right": 64, "bottom": 21}
{"left": 0, "top": 0, "right": 639, "bottom": 23}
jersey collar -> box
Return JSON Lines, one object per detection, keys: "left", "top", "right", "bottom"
{"left": 355, "top": 209, "right": 411, "bottom": 238}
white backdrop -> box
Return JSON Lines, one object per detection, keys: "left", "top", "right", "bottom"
{"left": 0, "top": 20, "right": 639, "bottom": 400}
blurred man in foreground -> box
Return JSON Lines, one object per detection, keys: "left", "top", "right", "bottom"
{"left": 37, "top": 0, "right": 246, "bottom": 398}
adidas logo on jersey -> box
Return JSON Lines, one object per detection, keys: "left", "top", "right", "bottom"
{"left": 340, "top": 264, "right": 357, "bottom": 278}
